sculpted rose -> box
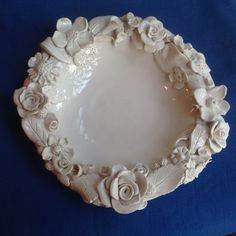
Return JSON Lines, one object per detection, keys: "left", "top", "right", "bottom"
{"left": 14, "top": 82, "right": 47, "bottom": 118}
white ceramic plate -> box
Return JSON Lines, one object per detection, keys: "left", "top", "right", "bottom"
{"left": 14, "top": 13, "right": 230, "bottom": 214}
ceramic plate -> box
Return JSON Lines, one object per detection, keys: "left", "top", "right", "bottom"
{"left": 13, "top": 13, "right": 230, "bottom": 214}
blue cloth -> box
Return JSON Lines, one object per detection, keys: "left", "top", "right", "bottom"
{"left": 0, "top": 0, "right": 236, "bottom": 235}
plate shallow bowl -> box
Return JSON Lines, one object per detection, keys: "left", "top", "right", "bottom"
{"left": 13, "top": 13, "right": 230, "bottom": 214}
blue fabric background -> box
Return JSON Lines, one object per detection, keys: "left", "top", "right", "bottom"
{"left": 0, "top": 0, "right": 236, "bottom": 235}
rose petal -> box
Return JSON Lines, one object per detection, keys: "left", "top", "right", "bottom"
{"left": 155, "top": 40, "right": 165, "bottom": 51}
{"left": 56, "top": 18, "right": 72, "bottom": 32}
{"left": 208, "top": 85, "right": 227, "bottom": 100}
{"left": 141, "top": 32, "right": 155, "bottom": 46}
{"left": 97, "top": 178, "right": 111, "bottom": 207}
{"left": 214, "top": 138, "right": 227, "bottom": 149}
{"left": 134, "top": 172, "right": 147, "bottom": 197}
{"left": 110, "top": 178, "right": 119, "bottom": 200}
{"left": 138, "top": 201, "right": 148, "bottom": 210}
{"left": 138, "top": 20, "right": 149, "bottom": 34}
{"left": 116, "top": 170, "right": 136, "bottom": 181}
{"left": 111, "top": 198, "right": 141, "bottom": 214}
{"left": 119, "top": 194, "right": 140, "bottom": 206}
{"left": 210, "top": 121, "right": 219, "bottom": 138}
{"left": 144, "top": 16, "right": 159, "bottom": 25}
{"left": 218, "top": 100, "right": 230, "bottom": 115}
{"left": 17, "top": 107, "right": 26, "bottom": 118}
{"left": 193, "top": 88, "right": 208, "bottom": 106}
{"left": 118, "top": 177, "right": 139, "bottom": 196}
{"left": 52, "top": 31, "right": 68, "bottom": 48}
{"left": 13, "top": 87, "right": 24, "bottom": 107}
{"left": 208, "top": 139, "right": 222, "bottom": 153}
{"left": 110, "top": 165, "right": 127, "bottom": 176}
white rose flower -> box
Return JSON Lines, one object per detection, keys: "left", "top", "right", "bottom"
{"left": 97, "top": 164, "right": 147, "bottom": 214}
{"left": 123, "top": 12, "right": 141, "bottom": 29}
{"left": 13, "top": 82, "right": 47, "bottom": 118}
{"left": 208, "top": 120, "right": 230, "bottom": 153}
{"left": 138, "top": 17, "right": 166, "bottom": 53}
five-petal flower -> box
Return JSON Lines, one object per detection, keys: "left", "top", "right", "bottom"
{"left": 193, "top": 85, "right": 230, "bottom": 122}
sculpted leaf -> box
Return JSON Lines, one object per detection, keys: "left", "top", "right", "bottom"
{"left": 70, "top": 174, "right": 101, "bottom": 204}
{"left": 187, "top": 74, "right": 206, "bottom": 90}
{"left": 189, "top": 124, "right": 209, "bottom": 154}
{"left": 22, "top": 117, "right": 48, "bottom": 147}
{"left": 89, "top": 16, "right": 112, "bottom": 35}
{"left": 145, "top": 164, "right": 185, "bottom": 200}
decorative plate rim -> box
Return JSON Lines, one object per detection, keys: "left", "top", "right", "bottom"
{"left": 13, "top": 13, "right": 230, "bottom": 214}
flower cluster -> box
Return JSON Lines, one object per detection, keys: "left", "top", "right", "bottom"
{"left": 183, "top": 155, "right": 211, "bottom": 184}
{"left": 101, "top": 13, "right": 166, "bottom": 53}
{"left": 168, "top": 66, "right": 188, "bottom": 89}
{"left": 42, "top": 135, "right": 80, "bottom": 186}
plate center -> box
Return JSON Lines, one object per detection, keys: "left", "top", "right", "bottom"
{"left": 56, "top": 40, "right": 196, "bottom": 168}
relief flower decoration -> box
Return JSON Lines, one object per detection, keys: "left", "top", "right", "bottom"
{"left": 184, "top": 155, "right": 211, "bottom": 184}
{"left": 13, "top": 82, "right": 47, "bottom": 118}
{"left": 52, "top": 17, "right": 93, "bottom": 57}
{"left": 138, "top": 17, "right": 166, "bottom": 53}
{"left": 102, "top": 16, "right": 127, "bottom": 46}
{"left": 171, "top": 146, "right": 190, "bottom": 164}
{"left": 132, "top": 163, "right": 149, "bottom": 177}
{"left": 97, "top": 164, "right": 147, "bottom": 214}
{"left": 193, "top": 85, "right": 230, "bottom": 122}
{"left": 208, "top": 120, "right": 230, "bottom": 153}
{"left": 42, "top": 135, "right": 75, "bottom": 186}
{"left": 122, "top": 12, "right": 141, "bottom": 30}
{"left": 27, "top": 52, "right": 60, "bottom": 85}
{"left": 169, "top": 66, "right": 188, "bottom": 89}
{"left": 188, "top": 51, "right": 210, "bottom": 77}
{"left": 172, "top": 35, "right": 192, "bottom": 53}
